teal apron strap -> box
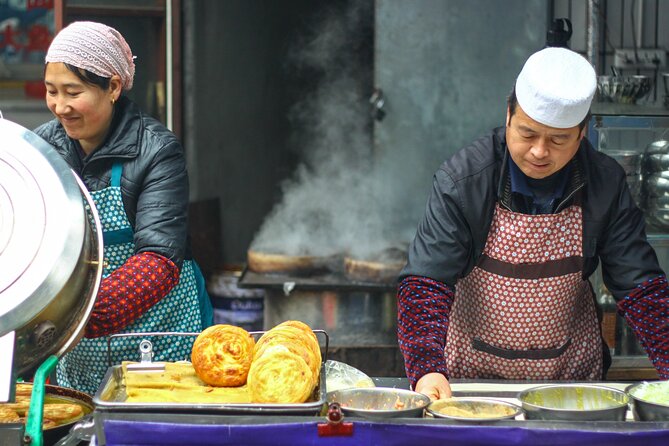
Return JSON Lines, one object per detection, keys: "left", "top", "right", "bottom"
{"left": 103, "top": 162, "right": 134, "bottom": 246}
{"left": 191, "top": 260, "right": 213, "bottom": 328}
{"left": 110, "top": 162, "right": 123, "bottom": 187}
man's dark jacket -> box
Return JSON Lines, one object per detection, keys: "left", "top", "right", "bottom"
{"left": 401, "top": 126, "right": 663, "bottom": 300}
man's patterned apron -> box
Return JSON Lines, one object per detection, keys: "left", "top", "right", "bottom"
{"left": 445, "top": 202, "right": 602, "bottom": 380}
{"left": 56, "top": 163, "right": 212, "bottom": 395}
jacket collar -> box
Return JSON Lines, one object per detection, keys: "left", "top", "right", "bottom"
{"left": 87, "top": 96, "right": 142, "bottom": 161}
{"left": 496, "top": 126, "right": 588, "bottom": 212}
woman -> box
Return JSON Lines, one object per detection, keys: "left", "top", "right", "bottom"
{"left": 34, "top": 21, "right": 213, "bottom": 394}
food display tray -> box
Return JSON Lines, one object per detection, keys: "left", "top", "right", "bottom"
{"left": 93, "top": 330, "right": 329, "bottom": 416}
{"left": 92, "top": 362, "right": 327, "bottom": 417}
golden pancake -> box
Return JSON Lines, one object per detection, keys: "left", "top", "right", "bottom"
{"left": 14, "top": 384, "right": 33, "bottom": 398}
{"left": 0, "top": 400, "right": 29, "bottom": 416}
{"left": 37, "top": 404, "right": 84, "bottom": 422}
{"left": 275, "top": 320, "right": 322, "bottom": 366}
{"left": 247, "top": 346, "right": 314, "bottom": 403}
{"left": 191, "top": 324, "right": 255, "bottom": 386}
{"left": 0, "top": 407, "right": 19, "bottom": 423}
{"left": 254, "top": 325, "right": 320, "bottom": 387}
{"left": 275, "top": 321, "right": 319, "bottom": 348}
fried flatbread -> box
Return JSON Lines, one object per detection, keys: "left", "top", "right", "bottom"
{"left": 33, "top": 404, "right": 84, "bottom": 422}
{"left": 248, "top": 346, "right": 314, "bottom": 404}
{"left": 0, "top": 407, "right": 19, "bottom": 423}
{"left": 191, "top": 325, "right": 255, "bottom": 387}
{"left": 254, "top": 324, "right": 321, "bottom": 387}
{"left": 0, "top": 400, "right": 30, "bottom": 416}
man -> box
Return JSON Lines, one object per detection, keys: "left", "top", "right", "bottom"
{"left": 398, "top": 47, "right": 669, "bottom": 400}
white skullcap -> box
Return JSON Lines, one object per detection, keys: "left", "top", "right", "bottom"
{"left": 515, "top": 47, "right": 596, "bottom": 128}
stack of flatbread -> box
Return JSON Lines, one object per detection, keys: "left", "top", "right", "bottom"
{"left": 247, "top": 320, "right": 322, "bottom": 403}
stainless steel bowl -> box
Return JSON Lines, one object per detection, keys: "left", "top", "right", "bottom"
{"left": 427, "top": 397, "right": 522, "bottom": 422}
{"left": 646, "top": 195, "right": 669, "bottom": 210}
{"left": 517, "top": 384, "right": 629, "bottom": 421}
{"left": 326, "top": 387, "right": 430, "bottom": 419}
{"left": 646, "top": 140, "right": 669, "bottom": 155}
{"left": 626, "top": 381, "right": 669, "bottom": 421}
{"left": 646, "top": 153, "right": 669, "bottom": 172}
{"left": 597, "top": 75, "right": 652, "bottom": 103}
{"left": 645, "top": 174, "right": 669, "bottom": 197}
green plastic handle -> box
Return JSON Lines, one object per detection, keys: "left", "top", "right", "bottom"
{"left": 25, "top": 355, "right": 58, "bottom": 446}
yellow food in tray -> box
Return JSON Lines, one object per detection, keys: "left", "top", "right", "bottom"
{"left": 122, "top": 361, "right": 252, "bottom": 404}
{"left": 122, "top": 361, "right": 206, "bottom": 389}
{"left": 122, "top": 320, "right": 322, "bottom": 405}
{"left": 125, "top": 385, "right": 251, "bottom": 404}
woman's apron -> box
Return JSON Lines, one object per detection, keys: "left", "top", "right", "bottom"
{"left": 445, "top": 202, "right": 602, "bottom": 380}
{"left": 57, "top": 163, "right": 213, "bottom": 395}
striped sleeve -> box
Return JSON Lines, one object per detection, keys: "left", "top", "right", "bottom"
{"left": 397, "top": 275, "right": 454, "bottom": 388}
{"left": 617, "top": 274, "right": 669, "bottom": 379}
{"left": 84, "top": 252, "right": 180, "bottom": 338}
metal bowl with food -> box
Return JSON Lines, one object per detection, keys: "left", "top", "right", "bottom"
{"left": 427, "top": 397, "right": 522, "bottom": 423}
{"left": 326, "top": 387, "right": 430, "bottom": 419}
{"left": 517, "top": 384, "right": 629, "bottom": 421}
{"left": 626, "top": 381, "right": 669, "bottom": 421}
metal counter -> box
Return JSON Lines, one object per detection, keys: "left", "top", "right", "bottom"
{"left": 89, "top": 379, "right": 669, "bottom": 446}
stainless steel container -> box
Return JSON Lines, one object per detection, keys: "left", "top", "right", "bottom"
{"left": 517, "top": 384, "right": 629, "bottom": 421}
{"left": 94, "top": 361, "right": 328, "bottom": 416}
{"left": 326, "top": 387, "right": 430, "bottom": 419}
{"left": 626, "top": 381, "right": 669, "bottom": 421}
{"left": 0, "top": 118, "right": 103, "bottom": 377}
{"left": 427, "top": 397, "right": 522, "bottom": 422}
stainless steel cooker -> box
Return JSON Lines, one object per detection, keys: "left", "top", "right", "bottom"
{"left": 0, "top": 118, "right": 103, "bottom": 402}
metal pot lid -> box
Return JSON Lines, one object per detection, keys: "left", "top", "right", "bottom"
{"left": 0, "top": 118, "right": 87, "bottom": 335}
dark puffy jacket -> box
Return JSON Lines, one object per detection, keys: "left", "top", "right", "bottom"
{"left": 34, "top": 96, "right": 190, "bottom": 269}
{"left": 401, "top": 126, "right": 664, "bottom": 300}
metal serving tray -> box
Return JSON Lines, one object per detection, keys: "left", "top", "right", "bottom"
{"left": 92, "top": 330, "right": 329, "bottom": 417}
{"left": 93, "top": 363, "right": 327, "bottom": 416}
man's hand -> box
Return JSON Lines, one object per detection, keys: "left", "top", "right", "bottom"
{"left": 415, "top": 372, "right": 452, "bottom": 400}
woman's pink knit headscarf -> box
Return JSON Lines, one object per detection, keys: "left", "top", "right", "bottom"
{"left": 45, "top": 21, "right": 136, "bottom": 91}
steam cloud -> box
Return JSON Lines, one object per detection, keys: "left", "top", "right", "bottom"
{"left": 251, "top": 1, "right": 425, "bottom": 261}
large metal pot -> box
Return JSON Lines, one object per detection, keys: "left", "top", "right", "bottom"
{"left": 0, "top": 118, "right": 103, "bottom": 377}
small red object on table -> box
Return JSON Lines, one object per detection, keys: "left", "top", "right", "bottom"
{"left": 317, "top": 402, "right": 354, "bottom": 437}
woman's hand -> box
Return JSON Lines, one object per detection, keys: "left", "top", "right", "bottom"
{"left": 415, "top": 372, "right": 452, "bottom": 400}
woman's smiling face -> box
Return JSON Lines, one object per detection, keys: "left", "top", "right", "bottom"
{"left": 44, "top": 62, "right": 119, "bottom": 154}
{"left": 505, "top": 104, "right": 584, "bottom": 179}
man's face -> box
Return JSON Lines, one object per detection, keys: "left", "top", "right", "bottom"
{"left": 506, "top": 105, "right": 584, "bottom": 179}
